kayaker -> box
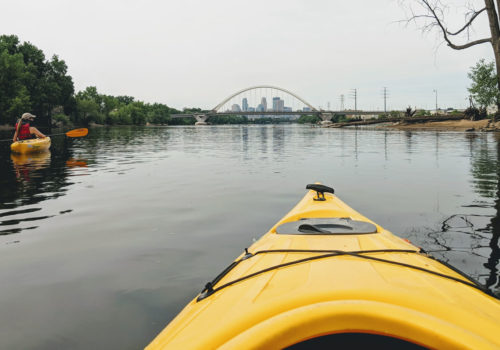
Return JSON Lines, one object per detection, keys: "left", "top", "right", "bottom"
{"left": 12, "top": 113, "right": 46, "bottom": 142}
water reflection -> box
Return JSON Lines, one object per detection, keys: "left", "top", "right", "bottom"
{"left": 2, "top": 144, "right": 72, "bottom": 209}
{"left": 473, "top": 133, "right": 500, "bottom": 293}
{"left": 65, "top": 158, "right": 88, "bottom": 168}
{"left": 407, "top": 133, "right": 500, "bottom": 296}
{"left": 11, "top": 151, "right": 51, "bottom": 181}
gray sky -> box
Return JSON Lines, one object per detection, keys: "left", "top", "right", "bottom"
{"left": 1, "top": 0, "right": 494, "bottom": 111}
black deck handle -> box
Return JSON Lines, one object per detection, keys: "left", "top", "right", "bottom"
{"left": 306, "top": 184, "right": 334, "bottom": 201}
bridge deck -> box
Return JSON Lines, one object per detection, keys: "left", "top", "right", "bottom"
{"left": 171, "top": 111, "right": 387, "bottom": 118}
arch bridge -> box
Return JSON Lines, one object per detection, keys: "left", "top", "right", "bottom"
{"left": 172, "top": 85, "right": 381, "bottom": 124}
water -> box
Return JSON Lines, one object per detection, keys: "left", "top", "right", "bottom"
{"left": 0, "top": 125, "right": 498, "bottom": 349}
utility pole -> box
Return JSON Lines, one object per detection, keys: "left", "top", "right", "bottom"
{"left": 433, "top": 89, "right": 438, "bottom": 114}
{"left": 350, "top": 88, "right": 357, "bottom": 111}
{"left": 339, "top": 94, "right": 345, "bottom": 111}
{"left": 382, "top": 87, "right": 388, "bottom": 114}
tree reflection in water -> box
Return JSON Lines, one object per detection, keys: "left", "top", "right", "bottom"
{"left": 421, "top": 133, "right": 500, "bottom": 297}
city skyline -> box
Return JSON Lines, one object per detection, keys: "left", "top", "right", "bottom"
{"left": 229, "top": 96, "right": 310, "bottom": 113}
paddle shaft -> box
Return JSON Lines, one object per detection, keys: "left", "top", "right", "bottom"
{"left": 0, "top": 128, "right": 88, "bottom": 142}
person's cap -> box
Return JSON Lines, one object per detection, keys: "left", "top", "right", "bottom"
{"left": 21, "top": 113, "right": 36, "bottom": 120}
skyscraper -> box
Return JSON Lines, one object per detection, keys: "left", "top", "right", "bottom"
{"left": 272, "top": 97, "right": 279, "bottom": 111}
{"left": 272, "top": 97, "right": 284, "bottom": 112}
{"left": 242, "top": 98, "right": 248, "bottom": 112}
{"left": 278, "top": 99, "right": 284, "bottom": 111}
{"left": 261, "top": 97, "right": 267, "bottom": 111}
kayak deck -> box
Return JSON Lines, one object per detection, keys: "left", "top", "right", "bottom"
{"left": 147, "top": 185, "right": 500, "bottom": 350}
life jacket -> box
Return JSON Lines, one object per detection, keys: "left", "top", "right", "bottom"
{"left": 15, "top": 122, "right": 31, "bottom": 140}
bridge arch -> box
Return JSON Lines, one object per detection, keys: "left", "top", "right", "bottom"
{"left": 212, "top": 85, "right": 319, "bottom": 113}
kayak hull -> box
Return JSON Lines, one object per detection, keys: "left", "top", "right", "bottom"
{"left": 147, "top": 186, "right": 500, "bottom": 350}
{"left": 11, "top": 137, "right": 51, "bottom": 154}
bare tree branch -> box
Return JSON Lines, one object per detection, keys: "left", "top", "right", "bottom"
{"left": 414, "top": 0, "right": 492, "bottom": 50}
{"left": 446, "top": 7, "right": 486, "bottom": 35}
{"left": 447, "top": 37, "right": 492, "bottom": 49}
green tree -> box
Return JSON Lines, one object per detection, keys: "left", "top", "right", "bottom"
{"left": 468, "top": 59, "right": 499, "bottom": 110}
{"left": 297, "top": 115, "right": 320, "bottom": 124}
{"left": 75, "top": 98, "right": 102, "bottom": 125}
{"left": 128, "top": 101, "right": 146, "bottom": 125}
{"left": 147, "top": 103, "right": 172, "bottom": 124}
{"left": 45, "top": 55, "right": 74, "bottom": 117}
{"left": 0, "top": 35, "right": 74, "bottom": 126}
{"left": 18, "top": 41, "right": 48, "bottom": 121}
{"left": 0, "top": 48, "right": 31, "bottom": 123}
{"left": 116, "top": 95, "right": 134, "bottom": 105}
{"left": 77, "top": 86, "right": 101, "bottom": 104}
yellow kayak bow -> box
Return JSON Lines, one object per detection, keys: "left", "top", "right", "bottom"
{"left": 147, "top": 184, "right": 500, "bottom": 350}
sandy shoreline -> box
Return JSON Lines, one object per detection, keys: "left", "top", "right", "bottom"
{"left": 381, "top": 119, "right": 498, "bottom": 132}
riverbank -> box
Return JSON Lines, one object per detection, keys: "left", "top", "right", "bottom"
{"left": 0, "top": 124, "right": 13, "bottom": 131}
{"left": 381, "top": 119, "right": 499, "bottom": 132}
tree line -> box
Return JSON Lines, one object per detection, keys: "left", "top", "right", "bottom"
{"left": 0, "top": 35, "right": 186, "bottom": 127}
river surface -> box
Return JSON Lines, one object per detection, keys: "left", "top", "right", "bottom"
{"left": 0, "top": 125, "right": 499, "bottom": 349}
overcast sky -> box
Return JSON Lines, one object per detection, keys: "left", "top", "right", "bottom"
{"left": 0, "top": 0, "right": 494, "bottom": 111}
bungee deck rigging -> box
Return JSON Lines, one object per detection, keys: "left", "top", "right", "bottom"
{"left": 198, "top": 248, "right": 489, "bottom": 301}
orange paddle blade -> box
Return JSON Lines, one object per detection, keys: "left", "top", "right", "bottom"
{"left": 65, "top": 128, "right": 88, "bottom": 137}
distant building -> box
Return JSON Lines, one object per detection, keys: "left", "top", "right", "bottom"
{"left": 303, "top": 107, "right": 312, "bottom": 112}
{"left": 256, "top": 104, "right": 265, "bottom": 112}
{"left": 247, "top": 107, "right": 255, "bottom": 112}
{"left": 272, "top": 97, "right": 285, "bottom": 112}
{"left": 272, "top": 97, "right": 280, "bottom": 111}
{"left": 242, "top": 98, "right": 248, "bottom": 112}
{"left": 261, "top": 97, "right": 267, "bottom": 111}
{"left": 231, "top": 104, "right": 241, "bottom": 112}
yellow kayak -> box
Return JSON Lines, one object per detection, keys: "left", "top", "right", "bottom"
{"left": 147, "top": 184, "right": 500, "bottom": 350}
{"left": 10, "top": 137, "right": 51, "bottom": 154}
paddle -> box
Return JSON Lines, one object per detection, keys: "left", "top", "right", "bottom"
{"left": 49, "top": 128, "right": 88, "bottom": 138}
{"left": 1, "top": 128, "right": 88, "bottom": 142}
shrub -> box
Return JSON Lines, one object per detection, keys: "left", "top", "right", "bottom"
{"left": 465, "top": 107, "right": 479, "bottom": 120}
{"left": 52, "top": 113, "right": 72, "bottom": 126}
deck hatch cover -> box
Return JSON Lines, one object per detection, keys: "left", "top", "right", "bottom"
{"left": 276, "top": 218, "right": 377, "bottom": 235}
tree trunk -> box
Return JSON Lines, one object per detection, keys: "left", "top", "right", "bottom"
{"left": 493, "top": 50, "right": 500, "bottom": 122}
{"left": 485, "top": 0, "right": 500, "bottom": 120}
{"left": 494, "top": 42, "right": 500, "bottom": 120}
